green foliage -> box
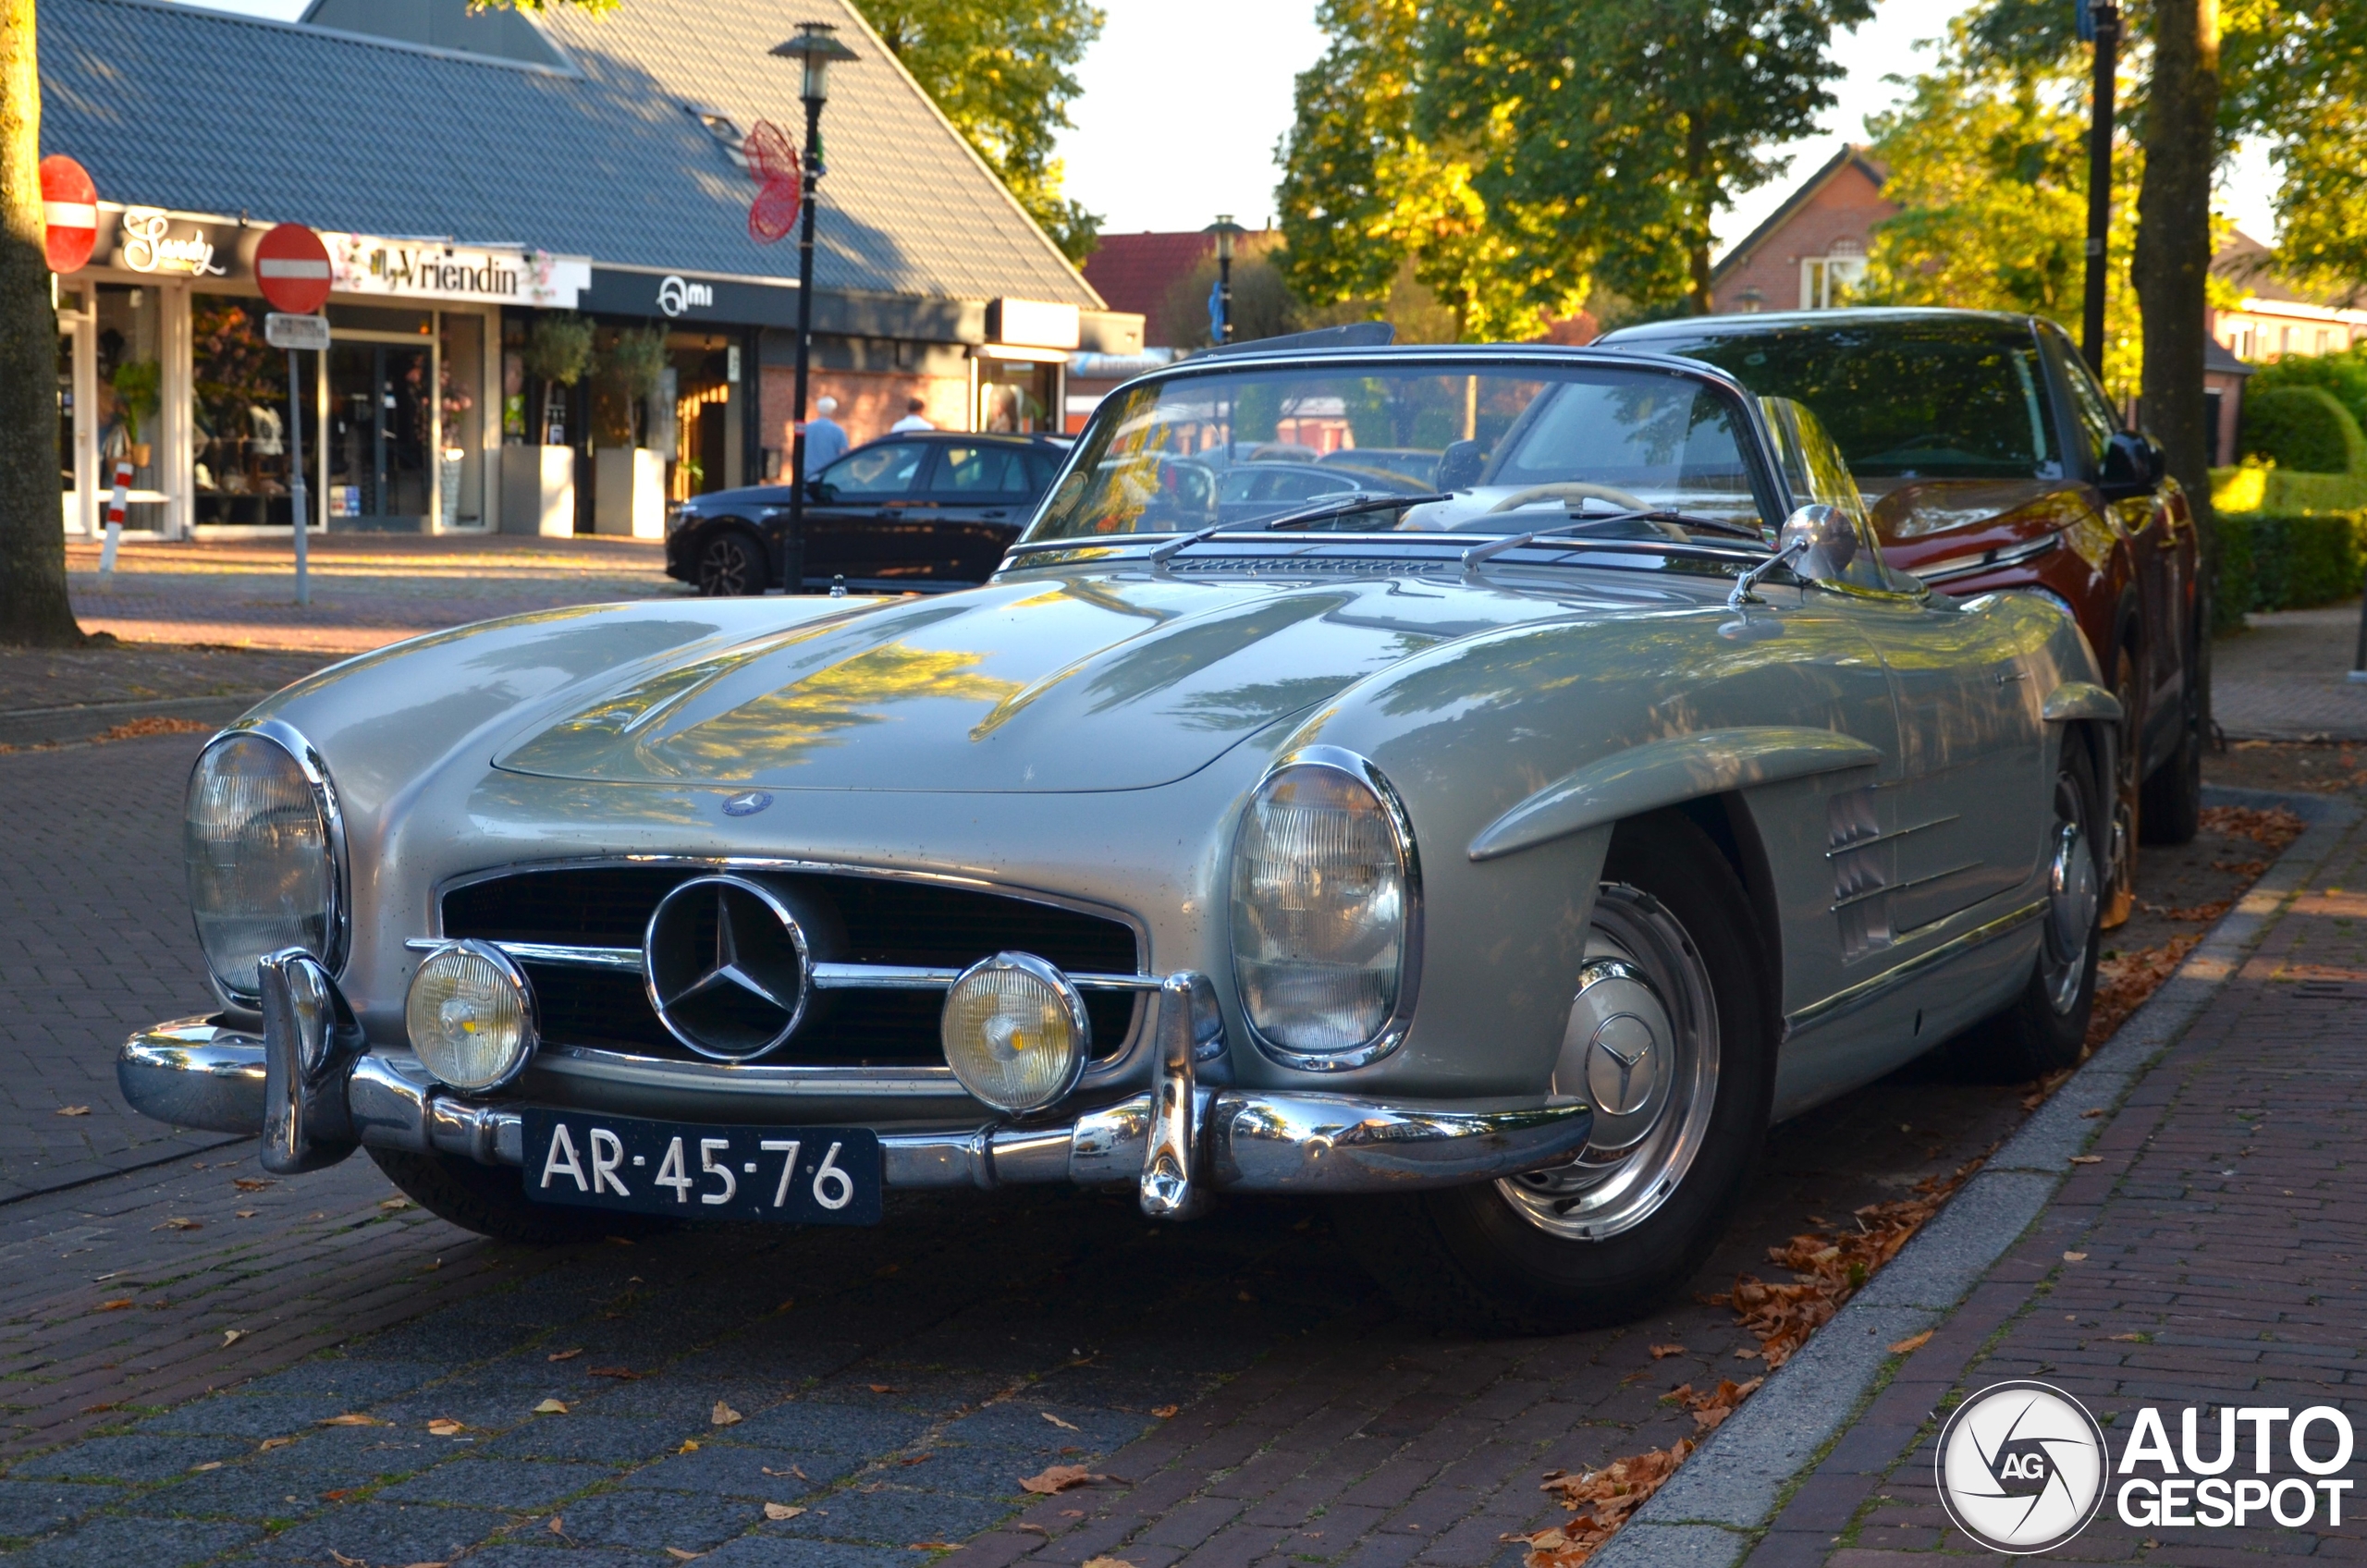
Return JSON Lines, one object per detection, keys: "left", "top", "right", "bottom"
{"left": 1276, "top": 0, "right": 1586, "bottom": 342}
{"left": 1417, "top": 0, "right": 1875, "bottom": 318}
{"left": 523, "top": 313, "right": 595, "bottom": 386}
{"left": 2239, "top": 386, "right": 2367, "bottom": 474}
{"left": 2249, "top": 342, "right": 2367, "bottom": 435}
{"left": 109, "top": 360, "right": 161, "bottom": 445}
{"left": 849, "top": 0, "right": 1105, "bottom": 263}
{"left": 1855, "top": 31, "right": 2145, "bottom": 398}
{"left": 2214, "top": 509, "right": 2366, "bottom": 625}
{"left": 602, "top": 325, "right": 668, "bottom": 401}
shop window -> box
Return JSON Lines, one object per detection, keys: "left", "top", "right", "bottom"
{"left": 667, "top": 337, "right": 734, "bottom": 499}
{"left": 439, "top": 312, "right": 485, "bottom": 528}
{"left": 190, "top": 294, "right": 313, "bottom": 529}
{"left": 978, "top": 359, "right": 1058, "bottom": 434}
{"left": 95, "top": 283, "right": 167, "bottom": 530}
{"left": 326, "top": 339, "right": 431, "bottom": 527}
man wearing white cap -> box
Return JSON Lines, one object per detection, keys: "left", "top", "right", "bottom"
{"left": 802, "top": 395, "right": 850, "bottom": 476}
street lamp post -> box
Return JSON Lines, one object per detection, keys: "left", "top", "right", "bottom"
{"left": 770, "top": 20, "right": 859, "bottom": 594}
{"left": 1205, "top": 215, "right": 1247, "bottom": 347}
{"left": 2079, "top": 0, "right": 2121, "bottom": 377}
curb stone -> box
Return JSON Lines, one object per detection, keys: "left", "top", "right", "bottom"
{"left": 1590, "top": 785, "right": 2360, "bottom": 1568}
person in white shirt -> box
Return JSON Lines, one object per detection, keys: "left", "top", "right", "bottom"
{"left": 889, "top": 396, "right": 934, "bottom": 434}
{"left": 802, "top": 396, "right": 850, "bottom": 474}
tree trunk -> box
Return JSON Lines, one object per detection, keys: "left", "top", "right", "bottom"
{"left": 2133, "top": 0, "right": 2220, "bottom": 609}
{"left": 0, "top": 0, "right": 82, "bottom": 647}
{"left": 1684, "top": 113, "right": 1714, "bottom": 314}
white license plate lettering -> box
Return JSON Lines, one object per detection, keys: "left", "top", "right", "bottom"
{"left": 762, "top": 1139, "right": 803, "bottom": 1207}
{"left": 525, "top": 1115, "right": 877, "bottom": 1226}
{"left": 698, "top": 1137, "right": 737, "bottom": 1205}
{"left": 655, "top": 1135, "right": 693, "bottom": 1203}
{"left": 590, "top": 1127, "right": 630, "bottom": 1196}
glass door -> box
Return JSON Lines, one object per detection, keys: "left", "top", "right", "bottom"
{"left": 327, "top": 341, "right": 432, "bottom": 528}
{"left": 57, "top": 291, "right": 92, "bottom": 533}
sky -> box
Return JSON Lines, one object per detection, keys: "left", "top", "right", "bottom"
{"left": 170, "top": 0, "right": 2282, "bottom": 254}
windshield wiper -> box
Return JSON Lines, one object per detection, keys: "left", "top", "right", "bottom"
{"left": 1148, "top": 490, "right": 1453, "bottom": 566}
{"left": 1460, "top": 510, "right": 1766, "bottom": 570}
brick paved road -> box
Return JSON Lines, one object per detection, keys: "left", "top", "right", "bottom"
{"left": 0, "top": 720, "right": 2305, "bottom": 1568}
{"left": 1733, "top": 810, "right": 2367, "bottom": 1568}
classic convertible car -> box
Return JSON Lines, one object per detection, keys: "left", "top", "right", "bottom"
{"left": 124, "top": 333, "right": 2116, "bottom": 1331}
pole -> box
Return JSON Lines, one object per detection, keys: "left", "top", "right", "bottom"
{"left": 783, "top": 92, "right": 825, "bottom": 596}
{"left": 1219, "top": 251, "right": 1234, "bottom": 346}
{"left": 2081, "top": 0, "right": 2120, "bottom": 376}
{"left": 288, "top": 349, "right": 310, "bottom": 608}
{"left": 98, "top": 456, "right": 129, "bottom": 588}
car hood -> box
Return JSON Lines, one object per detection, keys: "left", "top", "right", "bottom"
{"left": 491, "top": 571, "right": 1576, "bottom": 792}
{"left": 1864, "top": 476, "right": 2091, "bottom": 546}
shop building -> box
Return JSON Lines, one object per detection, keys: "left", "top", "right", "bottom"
{"left": 43, "top": 0, "right": 1139, "bottom": 542}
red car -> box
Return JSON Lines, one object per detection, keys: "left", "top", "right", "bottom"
{"left": 1600, "top": 308, "right": 2205, "bottom": 925}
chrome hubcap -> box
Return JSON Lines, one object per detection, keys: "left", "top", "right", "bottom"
{"left": 1498, "top": 885, "right": 1719, "bottom": 1242}
{"left": 2042, "top": 775, "right": 2097, "bottom": 1014}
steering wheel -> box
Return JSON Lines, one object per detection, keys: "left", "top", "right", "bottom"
{"left": 1484, "top": 482, "right": 1650, "bottom": 514}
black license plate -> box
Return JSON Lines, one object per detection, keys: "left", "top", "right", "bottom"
{"left": 522, "top": 1110, "right": 882, "bottom": 1226}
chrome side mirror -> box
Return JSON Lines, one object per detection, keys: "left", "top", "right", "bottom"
{"left": 1777, "top": 503, "right": 1858, "bottom": 582}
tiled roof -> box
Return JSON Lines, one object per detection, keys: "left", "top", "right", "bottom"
{"left": 1083, "top": 231, "right": 1215, "bottom": 325}
{"left": 39, "top": 0, "right": 1102, "bottom": 309}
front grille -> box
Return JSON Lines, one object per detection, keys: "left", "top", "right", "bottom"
{"left": 440, "top": 865, "right": 1144, "bottom": 1067}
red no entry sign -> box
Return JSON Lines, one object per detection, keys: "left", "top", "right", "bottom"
{"left": 254, "top": 222, "right": 333, "bottom": 314}
{"left": 40, "top": 156, "right": 97, "bottom": 274}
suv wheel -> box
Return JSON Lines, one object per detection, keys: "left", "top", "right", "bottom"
{"left": 695, "top": 529, "right": 767, "bottom": 597}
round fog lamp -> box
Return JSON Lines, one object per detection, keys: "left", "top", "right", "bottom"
{"left": 939, "top": 952, "right": 1089, "bottom": 1113}
{"left": 406, "top": 940, "right": 537, "bottom": 1092}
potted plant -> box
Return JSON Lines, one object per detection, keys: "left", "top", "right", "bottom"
{"left": 501, "top": 313, "right": 594, "bottom": 536}
{"left": 111, "top": 359, "right": 162, "bottom": 470}
{"left": 593, "top": 325, "right": 670, "bottom": 538}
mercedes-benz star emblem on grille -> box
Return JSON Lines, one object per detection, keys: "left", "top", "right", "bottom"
{"left": 644, "top": 875, "right": 814, "bottom": 1060}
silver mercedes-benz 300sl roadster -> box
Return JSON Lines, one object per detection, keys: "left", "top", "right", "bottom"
{"left": 122, "top": 335, "right": 2117, "bottom": 1330}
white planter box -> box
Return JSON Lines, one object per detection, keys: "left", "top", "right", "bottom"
{"left": 499, "top": 446, "right": 576, "bottom": 537}
{"left": 594, "top": 447, "right": 666, "bottom": 539}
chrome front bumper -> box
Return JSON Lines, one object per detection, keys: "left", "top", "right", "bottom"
{"left": 118, "top": 962, "right": 1592, "bottom": 1218}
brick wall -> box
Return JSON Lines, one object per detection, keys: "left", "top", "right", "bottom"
{"left": 1712, "top": 158, "right": 1895, "bottom": 314}
{"left": 759, "top": 367, "right": 973, "bottom": 462}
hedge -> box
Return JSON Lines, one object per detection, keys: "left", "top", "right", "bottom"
{"left": 2239, "top": 385, "right": 2367, "bottom": 474}
{"left": 2214, "top": 508, "right": 2367, "bottom": 631}
{"left": 2249, "top": 342, "right": 2367, "bottom": 436}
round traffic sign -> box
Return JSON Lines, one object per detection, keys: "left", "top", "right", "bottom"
{"left": 254, "top": 222, "right": 333, "bottom": 314}
{"left": 39, "top": 156, "right": 98, "bottom": 274}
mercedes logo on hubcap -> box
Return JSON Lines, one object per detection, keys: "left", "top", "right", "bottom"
{"left": 644, "top": 875, "right": 814, "bottom": 1060}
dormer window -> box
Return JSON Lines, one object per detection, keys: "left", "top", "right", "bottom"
{"left": 683, "top": 104, "right": 748, "bottom": 169}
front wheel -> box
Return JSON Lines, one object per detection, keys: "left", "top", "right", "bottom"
{"left": 2140, "top": 661, "right": 2203, "bottom": 846}
{"left": 1335, "top": 813, "right": 1775, "bottom": 1333}
{"left": 694, "top": 529, "right": 769, "bottom": 597}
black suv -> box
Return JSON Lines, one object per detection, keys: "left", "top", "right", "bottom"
{"left": 665, "top": 432, "right": 1070, "bottom": 595}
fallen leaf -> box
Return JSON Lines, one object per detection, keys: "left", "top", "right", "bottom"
{"left": 678, "top": 1439, "right": 701, "bottom": 1454}
{"left": 2063, "top": 1252, "right": 2089, "bottom": 1263}
{"left": 379, "top": 1197, "right": 412, "bottom": 1211}
{"left": 190, "top": 1460, "right": 224, "bottom": 1472}
{"left": 1888, "top": 1331, "right": 1933, "bottom": 1355}
{"left": 154, "top": 1218, "right": 202, "bottom": 1231}
{"left": 1732, "top": 1348, "right": 1760, "bottom": 1361}
{"left": 1236, "top": 1290, "right": 1256, "bottom": 1302}
{"left": 605, "top": 1235, "right": 634, "bottom": 1245}
{"left": 876, "top": 1263, "right": 901, "bottom": 1277}
{"left": 55, "top": 1105, "right": 90, "bottom": 1117}
{"left": 1061, "top": 1509, "right": 1085, "bottom": 1518}
{"left": 331, "top": 1552, "right": 365, "bottom": 1567}
{"left": 534, "top": 1399, "right": 570, "bottom": 1415}
{"left": 1151, "top": 1404, "right": 1179, "bottom": 1418}
{"left": 1042, "top": 1411, "right": 1081, "bottom": 1430}
{"left": 95, "top": 1298, "right": 133, "bottom": 1312}
{"left": 1021, "top": 1464, "right": 1107, "bottom": 1495}
{"left": 1080, "top": 1559, "right": 1136, "bottom": 1568}
{"left": 321, "top": 1488, "right": 356, "bottom": 1501}
{"left": 427, "top": 1418, "right": 467, "bottom": 1437}
{"left": 236, "top": 1210, "right": 258, "bottom": 1219}
{"left": 257, "top": 1437, "right": 297, "bottom": 1452}
{"left": 1015, "top": 1522, "right": 1050, "bottom": 1535}
{"left": 1662, "top": 1378, "right": 1763, "bottom": 1434}
{"left": 666, "top": 1550, "right": 703, "bottom": 1562}
{"left": 2081, "top": 1108, "right": 2107, "bottom": 1119}
{"left": 317, "top": 1414, "right": 387, "bottom": 1427}
{"left": 867, "top": 1384, "right": 902, "bottom": 1394}
{"left": 547, "top": 1348, "right": 583, "bottom": 1362}
{"left": 2107, "top": 1332, "right": 2151, "bottom": 1342}
{"left": 1648, "top": 1344, "right": 1686, "bottom": 1359}
{"left": 764, "top": 1502, "right": 805, "bottom": 1521}
{"left": 549, "top": 1514, "right": 567, "bottom": 1536}
{"left": 222, "top": 1329, "right": 246, "bottom": 1346}
{"left": 1528, "top": 1441, "right": 1698, "bottom": 1568}
{"left": 909, "top": 1544, "right": 959, "bottom": 1552}
{"left": 711, "top": 1401, "right": 743, "bottom": 1427}
{"left": 2070, "top": 1156, "right": 2102, "bottom": 1166}
{"left": 901, "top": 1454, "right": 935, "bottom": 1466}
{"left": 233, "top": 1177, "right": 275, "bottom": 1191}
{"left": 588, "top": 1366, "right": 642, "bottom": 1380}
{"left": 79, "top": 1403, "right": 117, "bottom": 1415}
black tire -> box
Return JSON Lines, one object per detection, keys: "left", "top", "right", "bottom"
{"left": 2102, "top": 641, "right": 2140, "bottom": 931}
{"left": 693, "top": 528, "right": 769, "bottom": 597}
{"left": 1334, "top": 813, "right": 1776, "bottom": 1334}
{"left": 1949, "top": 730, "right": 2104, "bottom": 1082}
{"left": 368, "top": 1146, "right": 665, "bottom": 1244}
{"left": 2140, "top": 648, "right": 2203, "bottom": 846}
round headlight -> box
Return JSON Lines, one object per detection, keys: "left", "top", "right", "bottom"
{"left": 406, "top": 941, "right": 537, "bottom": 1092}
{"left": 939, "top": 952, "right": 1089, "bottom": 1113}
{"left": 1230, "top": 752, "right": 1417, "bottom": 1064}
{"left": 184, "top": 726, "right": 343, "bottom": 1004}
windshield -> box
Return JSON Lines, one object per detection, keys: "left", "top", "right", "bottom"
{"left": 1024, "top": 363, "right": 1769, "bottom": 544}
{"left": 1621, "top": 321, "right": 2065, "bottom": 482}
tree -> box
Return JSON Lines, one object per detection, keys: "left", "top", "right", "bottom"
{"left": 1276, "top": 0, "right": 1588, "bottom": 343}
{"left": 1857, "top": 31, "right": 2147, "bottom": 396}
{"left": 1420, "top": 0, "right": 1875, "bottom": 318}
{"left": 850, "top": 0, "right": 1105, "bottom": 263}
{"left": 2132, "top": 0, "right": 2222, "bottom": 565}
{"left": 2223, "top": 0, "right": 2367, "bottom": 290}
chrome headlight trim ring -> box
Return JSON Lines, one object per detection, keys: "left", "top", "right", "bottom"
{"left": 939, "top": 949, "right": 1094, "bottom": 1113}
{"left": 191, "top": 717, "right": 352, "bottom": 1011}
{"left": 1229, "top": 744, "right": 1425, "bottom": 1074}
{"left": 405, "top": 937, "right": 542, "bottom": 1093}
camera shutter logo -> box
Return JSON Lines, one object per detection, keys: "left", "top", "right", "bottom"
{"left": 1936, "top": 1380, "right": 2110, "bottom": 1553}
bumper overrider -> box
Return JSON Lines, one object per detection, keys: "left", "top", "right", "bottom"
{"left": 119, "top": 953, "right": 1594, "bottom": 1219}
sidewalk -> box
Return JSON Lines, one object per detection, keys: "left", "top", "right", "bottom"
{"left": 2214, "top": 600, "right": 2367, "bottom": 741}
{"left": 1598, "top": 790, "right": 2367, "bottom": 1567}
